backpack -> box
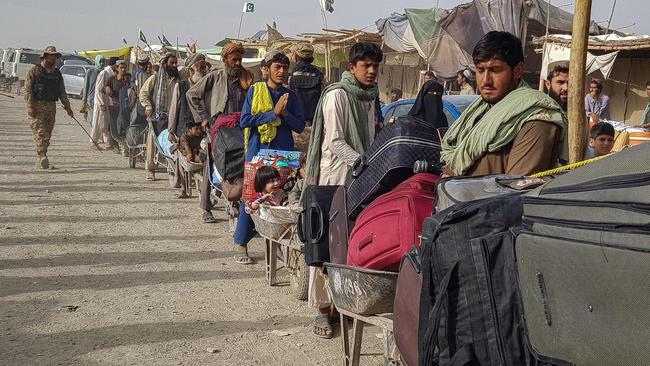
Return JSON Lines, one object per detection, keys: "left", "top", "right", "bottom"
{"left": 418, "top": 194, "right": 549, "bottom": 366}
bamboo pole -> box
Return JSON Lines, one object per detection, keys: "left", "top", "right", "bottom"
{"left": 567, "top": 0, "right": 592, "bottom": 163}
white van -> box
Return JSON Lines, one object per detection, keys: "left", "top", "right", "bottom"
{"left": 1, "top": 48, "right": 14, "bottom": 78}
{"left": 10, "top": 48, "right": 42, "bottom": 80}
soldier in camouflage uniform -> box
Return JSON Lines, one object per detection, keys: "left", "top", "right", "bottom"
{"left": 24, "top": 46, "right": 74, "bottom": 169}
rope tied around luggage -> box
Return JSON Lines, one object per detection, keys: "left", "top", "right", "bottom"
{"left": 530, "top": 154, "right": 613, "bottom": 178}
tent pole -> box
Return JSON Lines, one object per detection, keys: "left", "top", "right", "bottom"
{"left": 539, "top": 0, "right": 552, "bottom": 91}
{"left": 567, "top": 0, "right": 592, "bottom": 164}
{"left": 605, "top": 0, "right": 618, "bottom": 34}
{"left": 237, "top": 12, "right": 245, "bottom": 39}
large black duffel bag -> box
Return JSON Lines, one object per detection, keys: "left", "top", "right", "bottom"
{"left": 517, "top": 143, "right": 650, "bottom": 366}
{"left": 346, "top": 116, "right": 442, "bottom": 221}
{"left": 298, "top": 185, "right": 340, "bottom": 267}
{"left": 418, "top": 194, "right": 558, "bottom": 366}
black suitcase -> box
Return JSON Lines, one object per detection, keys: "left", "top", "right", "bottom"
{"left": 214, "top": 127, "right": 245, "bottom": 181}
{"left": 298, "top": 185, "right": 340, "bottom": 267}
{"left": 328, "top": 185, "right": 352, "bottom": 265}
{"left": 418, "top": 194, "right": 556, "bottom": 366}
{"left": 347, "top": 116, "right": 441, "bottom": 221}
{"left": 394, "top": 246, "right": 423, "bottom": 366}
{"left": 517, "top": 143, "right": 650, "bottom": 366}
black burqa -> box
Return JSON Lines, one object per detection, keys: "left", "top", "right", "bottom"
{"left": 407, "top": 81, "right": 448, "bottom": 129}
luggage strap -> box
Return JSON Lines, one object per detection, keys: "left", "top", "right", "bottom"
{"left": 422, "top": 261, "right": 462, "bottom": 365}
{"left": 422, "top": 261, "right": 478, "bottom": 366}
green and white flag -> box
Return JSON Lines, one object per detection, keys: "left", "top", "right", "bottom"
{"left": 243, "top": 2, "right": 254, "bottom": 12}
{"left": 320, "top": 0, "right": 334, "bottom": 13}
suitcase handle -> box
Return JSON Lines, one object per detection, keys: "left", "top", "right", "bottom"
{"left": 297, "top": 209, "right": 307, "bottom": 243}
{"left": 310, "top": 203, "right": 326, "bottom": 243}
{"left": 358, "top": 234, "right": 374, "bottom": 250}
{"left": 351, "top": 155, "right": 367, "bottom": 178}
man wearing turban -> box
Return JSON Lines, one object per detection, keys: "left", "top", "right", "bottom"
{"left": 186, "top": 43, "right": 253, "bottom": 225}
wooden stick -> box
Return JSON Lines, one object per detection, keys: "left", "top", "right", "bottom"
{"left": 567, "top": 0, "right": 593, "bottom": 164}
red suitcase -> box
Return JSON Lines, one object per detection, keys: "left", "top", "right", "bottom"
{"left": 347, "top": 174, "right": 439, "bottom": 271}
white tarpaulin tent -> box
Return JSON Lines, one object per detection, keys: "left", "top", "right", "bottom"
{"left": 539, "top": 42, "right": 619, "bottom": 81}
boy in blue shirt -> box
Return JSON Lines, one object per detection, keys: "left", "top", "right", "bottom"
{"left": 234, "top": 51, "right": 305, "bottom": 264}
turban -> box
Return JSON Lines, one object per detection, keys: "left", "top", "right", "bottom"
{"left": 137, "top": 54, "right": 150, "bottom": 64}
{"left": 185, "top": 53, "right": 206, "bottom": 68}
{"left": 221, "top": 43, "right": 245, "bottom": 59}
{"left": 293, "top": 43, "right": 314, "bottom": 59}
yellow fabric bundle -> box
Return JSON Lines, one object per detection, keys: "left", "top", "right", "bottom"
{"left": 250, "top": 82, "right": 282, "bottom": 146}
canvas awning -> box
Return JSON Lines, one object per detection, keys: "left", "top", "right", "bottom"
{"left": 539, "top": 42, "right": 619, "bottom": 80}
{"left": 375, "top": 12, "right": 423, "bottom": 55}
{"left": 79, "top": 46, "right": 132, "bottom": 60}
{"left": 403, "top": 7, "right": 474, "bottom": 79}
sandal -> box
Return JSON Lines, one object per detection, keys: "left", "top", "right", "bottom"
{"left": 313, "top": 314, "right": 333, "bottom": 339}
{"left": 234, "top": 252, "right": 254, "bottom": 265}
{"left": 202, "top": 210, "right": 218, "bottom": 223}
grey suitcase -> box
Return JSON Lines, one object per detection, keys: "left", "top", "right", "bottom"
{"left": 517, "top": 143, "right": 650, "bottom": 366}
{"left": 435, "top": 175, "right": 547, "bottom": 211}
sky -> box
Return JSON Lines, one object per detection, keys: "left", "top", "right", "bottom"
{"left": 0, "top": 0, "right": 647, "bottom": 52}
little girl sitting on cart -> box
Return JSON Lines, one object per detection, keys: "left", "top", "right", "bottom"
{"left": 246, "top": 166, "right": 288, "bottom": 212}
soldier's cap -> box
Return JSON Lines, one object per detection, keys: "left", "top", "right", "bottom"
{"left": 293, "top": 43, "right": 314, "bottom": 59}
{"left": 137, "top": 54, "right": 150, "bottom": 64}
{"left": 41, "top": 46, "right": 62, "bottom": 59}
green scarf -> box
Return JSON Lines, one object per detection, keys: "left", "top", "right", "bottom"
{"left": 441, "top": 81, "right": 567, "bottom": 176}
{"left": 305, "top": 71, "right": 378, "bottom": 184}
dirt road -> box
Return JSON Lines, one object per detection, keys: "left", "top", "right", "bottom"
{"left": 0, "top": 97, "right": 384, "bottom": 365}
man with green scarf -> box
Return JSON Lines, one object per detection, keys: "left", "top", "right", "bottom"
{"left": 304, "top": 42, "right": 383, "bottom": 339}
{"left": 305, "top": 42, "right": 382, "bottom": 186}
{"left": 441, "top": 31, "right": 567, "bottom": 177}
{"left": 81, "top": 55, "right": 105, "bottom": 124}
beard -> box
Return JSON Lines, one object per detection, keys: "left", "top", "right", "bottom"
{"left": 226, "top": 64, "right": 243, "bottom": 77}
{"left": 165, "top": 66, "right": 179, "bottom": 78}
{"left": 549, "top": 89, "right": 568, "bottom": 111}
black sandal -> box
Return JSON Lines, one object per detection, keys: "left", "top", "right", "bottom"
{"left": 202, "top": 211, "right": 218, "bottom": 223}
{"left": 313, "top": 314, "right": 333, "bottom": 339}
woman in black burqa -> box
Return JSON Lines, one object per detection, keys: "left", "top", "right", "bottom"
{"left": 408, "top": 80, "right": 448, "bottom": 129}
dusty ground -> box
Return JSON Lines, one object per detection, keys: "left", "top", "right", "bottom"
{"left": 0, "top": 96, "right": 384, "bottom": 366}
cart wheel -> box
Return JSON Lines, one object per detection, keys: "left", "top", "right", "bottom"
{"left": 289, "top": 250, "right": 309, "bottom": 301}
{"left": 129, "top": 155, "right": 137, "bottom": 169}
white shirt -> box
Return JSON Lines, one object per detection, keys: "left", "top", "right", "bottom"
{"left": 319, "top": 89, "right": 376, "bottom": 186}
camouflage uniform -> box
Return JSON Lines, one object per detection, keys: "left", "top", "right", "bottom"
{"left": 24, "top": 63, "right": 72, "bottom": 159}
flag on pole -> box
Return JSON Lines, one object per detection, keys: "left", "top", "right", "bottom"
{"left": 162, "top": 34, "right": 173, "bottom": 47}
{"left": 243, "top": 2, "right": 255, "bottom": 12}
{"left": 139, "top": 30, "right": 148, "bottom": 44}
{"left": 320, "top": 0, "right": 334, "bottom": 13}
